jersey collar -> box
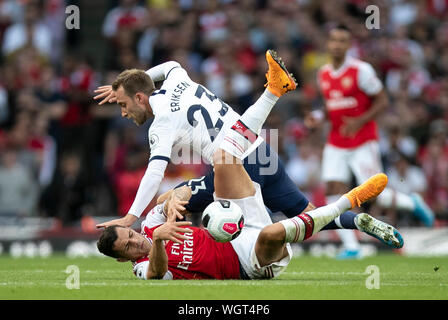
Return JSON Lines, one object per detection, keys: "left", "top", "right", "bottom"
{"left": 328, "top": 55, "right": 353, "bottom": 78}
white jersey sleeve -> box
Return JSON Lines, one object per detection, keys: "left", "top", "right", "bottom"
{"left": 145, "top": 61, "right": 182, "bottom": 83}
{"left": 147, "top": 112, "right": 177, "bottom": 161}
{"left": 127, "top": 100, "right": 179, "bottom": 218}
{"left": 142, "top": 204, "right": 167, "bottom": 228}
{"left": 127, "top": 159, "right": 168, "bottom": 218}
{"left": 357, "top": 61, "right": 383, "bottom": 96}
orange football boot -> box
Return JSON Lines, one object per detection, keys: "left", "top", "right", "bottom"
{"left": 264, "top": 50, "right": 297, "bottom": 97}
{"left": 344, "top": 173, "right": 388, "bottom": 209}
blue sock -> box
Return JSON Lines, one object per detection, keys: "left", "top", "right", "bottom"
{"left": 322, "top": 211, "right": 358, "bottom": 230}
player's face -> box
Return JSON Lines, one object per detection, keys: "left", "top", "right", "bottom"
{"left": 113, "top": 227, "right": 151, "bottom": 261}
{"left": 327, "top": 29, "right": 351, "bottom": 60}
{"left": 116, "top": 86, "right": 149, "bottom": 126}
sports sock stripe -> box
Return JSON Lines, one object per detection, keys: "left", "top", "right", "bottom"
{"left": 231, "top": 120, "right": 258, "bottom": 143}
{"left": 297, "top": 213, "right": 315, "bottom": 240}
{"left": 290, "top": 218, "right": 301, "bottom": 242}
{"left": 223, "top": 137, "right": 245, "bottom": 154}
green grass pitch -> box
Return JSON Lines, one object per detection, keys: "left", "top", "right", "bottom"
{"left": 0, "top": 254, "right": 446, "bottom": 300}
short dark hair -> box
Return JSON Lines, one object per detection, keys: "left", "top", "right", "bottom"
{"left": 112, "top": 69, "right": 155, "bottom": 98}
{"left": 330, "top": 23, "right": 351, "bottom": 34}
{"left": 97, "top": 225, "right": 123, "bottom": 258}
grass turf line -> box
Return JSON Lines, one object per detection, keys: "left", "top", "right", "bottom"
{"left": 0, "top": 254, "right": 446, "bottom": 300}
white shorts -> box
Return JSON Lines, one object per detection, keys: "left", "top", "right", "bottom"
{"left": 321, "top": 140, "right": 383, "bottom": 184}
{"left": 214, "top": 183, "right": 292, "bottom": 279}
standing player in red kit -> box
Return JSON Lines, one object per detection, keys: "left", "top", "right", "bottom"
{"left": 306, "top": 24, "right": 434, "bottom": 259}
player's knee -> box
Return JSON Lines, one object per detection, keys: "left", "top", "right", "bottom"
{"left": 258, "top": 225, "right": 285, "bottom": 245}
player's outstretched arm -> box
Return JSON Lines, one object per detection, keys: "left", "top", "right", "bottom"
{"left": 147, "top": 216, "right": 192, "bottom": 279}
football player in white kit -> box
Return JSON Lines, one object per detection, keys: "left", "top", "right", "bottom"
{"left": 94, "top": 50, "right": 310, "bottom": 229}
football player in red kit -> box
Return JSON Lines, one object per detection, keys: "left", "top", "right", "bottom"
{"left": 306, "top": 24, "right": 433, "bottom": 259}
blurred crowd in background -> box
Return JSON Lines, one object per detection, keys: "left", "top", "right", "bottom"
{"left": 0, "top": 0, "right": 447, "bottom": 229}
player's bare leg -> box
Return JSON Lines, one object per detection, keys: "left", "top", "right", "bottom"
{"left": 213, "top": 149, "right": 256, "bottom": 200}
{"left": 255, "top": 174, "right": 388, "bottom": 267}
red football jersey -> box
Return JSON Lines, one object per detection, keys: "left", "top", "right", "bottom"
{"left": 132, "top": 205, "right": 241, "bottom": 280}
{"left": 318, "top": 57, "right": 383, "bottom": 148}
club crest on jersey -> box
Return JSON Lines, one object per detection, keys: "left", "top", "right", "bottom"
{"left": 321, "top": 81, "right": 330, "bottom": 90}
{"left": 341, "top": 76, "right": 353, "bottom": 89}
{"left": 149, "top": 134, "right": 159, "bottom": 148}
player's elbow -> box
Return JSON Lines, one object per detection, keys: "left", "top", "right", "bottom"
{"left": 179, "top": 185, "right": 192, "bottom": 201}
{"left": 147, "top": 267, "right": 168, "bottom": 279}
{"left": 148, "top": 273, "right": 165, "bottom": 280}
{"left": 165, "top": 60, "right": 182, "bottom": 70}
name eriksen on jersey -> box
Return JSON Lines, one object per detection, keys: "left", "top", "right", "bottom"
{"left": 170, "top": 81, "right": 190, "bottom": 112}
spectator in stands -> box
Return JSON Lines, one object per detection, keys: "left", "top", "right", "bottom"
{"left": 0, "top": 148, "right": 38, "bottom": 216}
{"left": 40, "top": 151, "right": 90, "bottom": 226}
{"left": 102, "top": 0, "right": 147, "bottom": 40}
{"left": 102, "top": 0, "right": 147, "bottom": 69}
{"left": 114, "top": 146, "right": 148, "bottom": 217}
{"left": 2, "top": 0, "right": 51, "bottom": 58}
{"left": 419, "top": 120, "right": 448, "bottom": 221}
{"left": 0, "top": 0, "right": 446, "bottom": 228}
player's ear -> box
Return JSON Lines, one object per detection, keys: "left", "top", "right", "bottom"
{"left": 135, "top": 92, "right": 145, "bottom": 103}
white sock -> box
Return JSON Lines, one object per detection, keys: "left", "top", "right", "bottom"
{"left": 280, "top": 196, "right": 351, "bottom": 243}
{"left": 239, "top": 89, "right": 278, "bottom": 135}
{"left": 326, "top": 195, "right": 360, "bottom": 250}
{"left": 220, "top": 89, "right": 278, "bottom": 159}
{"left": 376, "top": 188, "right": 415, "bottom": 212}
{"left": 326, "top": 195, "right": 345, "bottom": 229}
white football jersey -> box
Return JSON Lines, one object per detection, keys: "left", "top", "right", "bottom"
{"left": 147, "top": 65, "right": 240, "bottom": 165}
{"left": 127, "top": 62, "right": 243, "bottom": 218}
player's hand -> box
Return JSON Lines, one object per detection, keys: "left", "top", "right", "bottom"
{"left": 153, "top": 219, "right": 193, "bottom": 244}
{"left": 93, "top": 85, "right": 117, "bottom": 105}
{"left": 340, "top": 116, "right": 364, "bottom": 138}
{"left": 96, "top": 214, "right": 137, "bottom": 229}
{"left": 166, "top": 196, "right": 188, "bottom": 221}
